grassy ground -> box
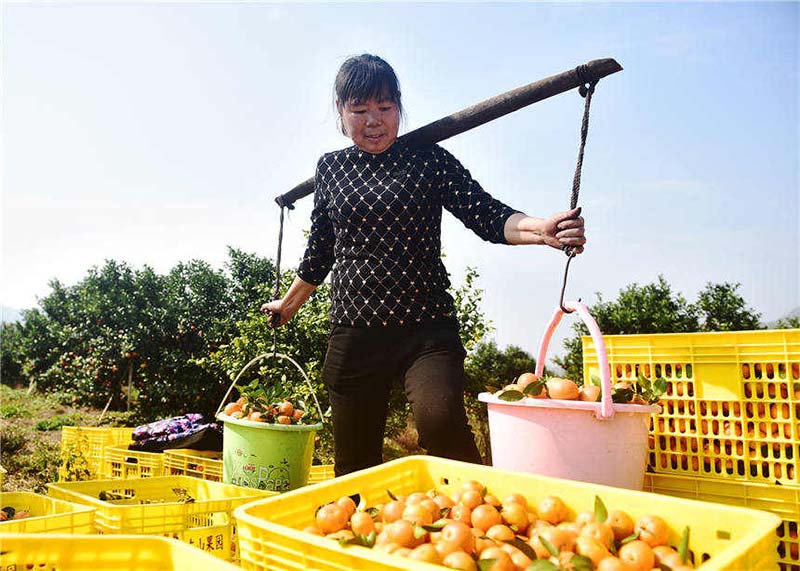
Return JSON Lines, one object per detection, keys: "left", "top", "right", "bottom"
{"left": 0, "top": 386, "right": 135, "bottom": 493}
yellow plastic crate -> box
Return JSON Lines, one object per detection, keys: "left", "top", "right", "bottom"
{"left": 644, "top": 472, "right": 800, "bottom": 571}
{"left": 308, "top": 463, "right": 335, "bottom": 484}
{"left": 163, "top": 449, "right": 224, "bottom": 481}
{"left": 104, "top": 446, "right": 165, "bottom": 479}
{"left": 233, "top": 455, "right": 780, "bottom": 571}
{"left": 0, "top": 533, "right": 243, "bottom": 570}
{"left": 59, "top": 426, "right": 134, "bottom": 481}
{"left": 582, "top": 329, "right": 800, "bottom": 485}
{"left": 162, "top": 453, "right": 334, "bottom": 486}
{"left": 47, "top": 475, "right": 274, "bottom": 561}
{"left": 0, "top": 491, "right": 95, "bottom": 533}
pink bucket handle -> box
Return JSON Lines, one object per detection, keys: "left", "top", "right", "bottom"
{"left": 534, "top": 300, "right": 614, "bottom": 419}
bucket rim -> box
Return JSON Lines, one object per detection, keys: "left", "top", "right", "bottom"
{"left": 217, "top": 413, "right": 323, "bottom": 432}
{"left": 477, "top": 391, "right": 660, "bottom": 415}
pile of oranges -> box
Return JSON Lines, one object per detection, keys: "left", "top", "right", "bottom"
{"left": 221, "top": 396, "right": 306, "bottom": 425}
{"left": 494, "top": 373, "right": 659, "bottom": 405}
{"left": 300, "top": 480, "right": 694, "bottom": 571}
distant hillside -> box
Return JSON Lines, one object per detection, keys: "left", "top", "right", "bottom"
{"left": 1, "top": 305, "right": 23, "bottom": 324}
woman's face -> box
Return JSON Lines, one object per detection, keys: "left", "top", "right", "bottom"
{"left": 339, "top": 97, "right": 399, "bottom": 154}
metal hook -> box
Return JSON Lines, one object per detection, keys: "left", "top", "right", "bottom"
{"left": 559, "top": 250, "right": 577, "bottom": 313}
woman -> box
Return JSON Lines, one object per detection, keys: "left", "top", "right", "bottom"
{"left": 262, "top": 54, "right": 586, "bottom": 476}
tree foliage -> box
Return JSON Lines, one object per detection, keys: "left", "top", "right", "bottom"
{"left": 3, "top": 248, "right": 275, "bottom": 420}
{"left": 553, "top": 276, "right": 767, "bottom": 381}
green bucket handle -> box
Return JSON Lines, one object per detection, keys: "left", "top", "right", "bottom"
{"left": 215, "top": 352, "right": 325, "bottom": 423}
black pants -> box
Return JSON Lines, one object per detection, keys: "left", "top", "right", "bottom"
{"left": 322, "top": 323, "right": 483, "bottom": 476}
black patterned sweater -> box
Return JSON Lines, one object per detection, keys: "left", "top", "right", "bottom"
{"left": 297, "top": 141, "right": 519, "bottom": 328}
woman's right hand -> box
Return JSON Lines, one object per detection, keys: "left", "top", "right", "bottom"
{"left": 260, "top": 276, "right": 319, "bottom": 329}
{"left": 260, "top": 299, "right": 291, "bottom": 328}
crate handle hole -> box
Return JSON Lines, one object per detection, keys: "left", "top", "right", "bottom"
{"left": 715, "top": 530, "right": 731, "bottom": 540}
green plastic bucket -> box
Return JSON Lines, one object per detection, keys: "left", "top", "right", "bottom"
{"left": 215, "top": 352, "right": 325, "bottom": 492}
{"left": 218, "top": 414, "right": 322, "bottom": 491}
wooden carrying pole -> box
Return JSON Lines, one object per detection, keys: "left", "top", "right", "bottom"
{"left": 275, "top": 58, "right": 622, "bottom": 208}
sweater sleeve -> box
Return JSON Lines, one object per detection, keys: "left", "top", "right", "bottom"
{"left": 296, "top": 157, "right": 335, "bottom": 285}
{"left": 435, "top": 146, "right": 519, "bottom": 244}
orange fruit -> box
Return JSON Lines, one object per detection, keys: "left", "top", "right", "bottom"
{"left": 530, "top": 526, "right": 576, "bottom": 560}
{"left": 442, "top": 550, "right": 478, "bottom": 571}
{"left": 441, "top": 521, "right": 475, "bottom": 553}
{"left": 402, "top": 502, "right": 434, "bottom": 526}
{"left": 278, "top": 400, "right": 294, "bottom": 416}
{"left": 247, "top": 411, "right": 265, "bottom": 422}
{"left": 292, "top": 409, "right": 305, "bottom": 421}
{"left": 459, "top": 490, "right": 484, "bottom": 510}
{"left": 315, "top": 503, "right": 349, "bottom": 534}
{"left": 335, "top": 496, "right": 357, "bottom": 519}
{"left": 501, "top": 493, "right": 528, "bottom": 509}
{"left": 432, "top": 493, "right": 456, "bottom": 511}
{"left": 580, "top": 384, "right": 602, "bottom": 402}
{"left": 537, "top": 495, "right": 568, "bottom": 524}
{"left": 419, "top": 498, "right": 440, "bottom": 519}
{"left": 653, "top": 546, "right": 684, "bottom": 569}
{"left": 449, "top": 504, "right": 472, "bottom": 525}
{"left": 575, "top": 535, "right": 611, "bottom": 566}
{"left": 406, "top": 492, "right": 428, "bottom": 505}
{"left": 483, "top": 494, "right": 501, "bottom": 507}
{"left": 580, "top": 521, "right": 615, "bottom": 549}
{"left": 478, "top": 546, "right": 515, "bottom": 571}
{"left": 546, "top": 377, "right": 580, "bottom": 400}
{"left": 408, "top": 543, "right": 441, "bottom": 564}
{"left": 635, "top": 514, "right": 670, "bottom": 547}
{"left": 473, "top": 534, "right": 498, "bottom": 556}
{"left": 575, "top": 510, "right": 595, "bottom": 527}
{"left": 276, "top": 415, "right": 292, "bottom": 424}
{"left": 507, "top": 548, "right": 533, "bottom": 570}
{"left": 383, "top": 519, "right": 423, "bottom": 548}
{"left": 517, "top": 372, "right": 541, "bottom": 388}
{"left": 223, "top": 402, "right": 241, "bottom": 415}
{"left": 471, "top": 503, "right": 502, "bottom": 533}
{"left": 349, "top": 511, "right": 375, "bottom": 536}
{"left": 434, "top": 539, "right": 464, "bottom": 559}
{"left": 485, "top": 524, "right": 515, "bottom": 542}
{"left": 606, "top": 509, "right": 635, "bottom": 541}
{"left": 617, "top": 539, "right": 656, "bottom": 571}
{"left": 301, "top": 524, "right": 323, "bottom": 536}
{"left": 382, "top": 499, "right": 406, "bottom": 523}
{"left": 500, "top": 502, "right": 529, "bottom": 531}
{"left": 461, "top": 480, "right": 486, "bottom": 494}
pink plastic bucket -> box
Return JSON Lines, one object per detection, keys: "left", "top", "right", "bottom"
{"left": 478, "top": 301, "right": 660, "bottom": 490}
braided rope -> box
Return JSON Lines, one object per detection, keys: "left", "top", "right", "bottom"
{"left": 560, "top": 66, "right": 599, "bottom": 312}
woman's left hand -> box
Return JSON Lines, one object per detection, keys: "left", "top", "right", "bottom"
{"left": 504, "top": 207, "right": 586, "bottom": 253}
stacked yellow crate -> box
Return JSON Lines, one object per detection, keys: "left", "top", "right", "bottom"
{"left": 59, "top": 426, "right": 133, "bottom": 481}
{"left": 583, "top": 328, "right": 800, "bottom": 569}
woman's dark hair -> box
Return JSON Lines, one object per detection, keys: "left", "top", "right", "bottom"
{"left": 334, "top": 54, "right": 403, "bottom": 135}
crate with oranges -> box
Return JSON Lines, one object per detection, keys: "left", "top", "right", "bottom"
{"left": 233, "top": 456, "right": 780, "bottom": 571}
{"left": 582, "top": 329, "right": 800, "bottom": 486}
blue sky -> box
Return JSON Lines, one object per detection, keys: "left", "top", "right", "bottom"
{"left": 2, "top": 2, "right": 798, "bottom": 363}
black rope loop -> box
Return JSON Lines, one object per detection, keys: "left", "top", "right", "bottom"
{"left": 575, "top": 64, "right": 599, "bottom": 98}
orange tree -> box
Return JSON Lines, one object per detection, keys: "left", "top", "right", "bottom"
{"left": 554, "top": 275, "right": 766, "bottom": 382}
{"left": 10, "top": 248, "right": 275, "bottom": 420}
